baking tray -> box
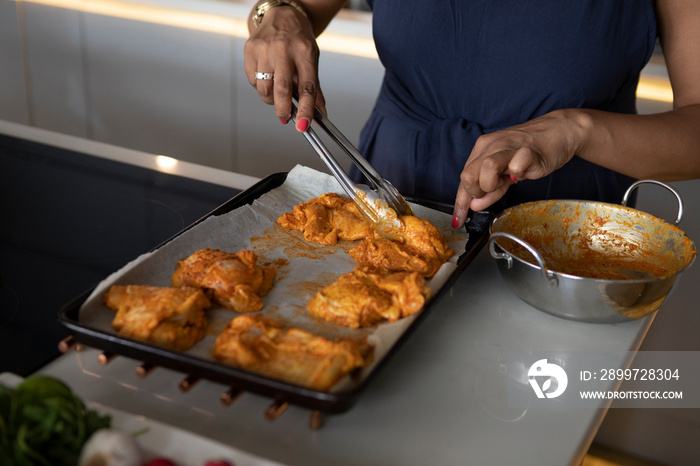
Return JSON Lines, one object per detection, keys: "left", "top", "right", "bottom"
{"left": 59, "top": 171, "right": 493, "bottom": 413}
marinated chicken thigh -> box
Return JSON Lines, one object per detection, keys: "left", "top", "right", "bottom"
{"left": 172, "top": 248, "right": 276, "bottom": 312}
{"left": 104, "top": 285, "right": 210, "bottom": 351}
{"left": 213, "top": 314, "right": 372, "bottom": 390}
{"left": 307, "top": 267, "right": 430, "bottom": 328}
{"left": 277, "top": 193, "right": 377, "bottom": 245}
{"left": 279, "top": 194, "right": 453, "bottom": 277}
{"left": 279, "top": 193, "right": 454, "bottom": 327}
{"left": 349, "top": 215, "right": 454, "bottom": 278}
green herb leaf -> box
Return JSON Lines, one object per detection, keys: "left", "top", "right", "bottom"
{"left": 0, "top": 376, "right": 112, "bottom": 466}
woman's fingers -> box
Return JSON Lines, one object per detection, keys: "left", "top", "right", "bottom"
{"left": 452, "top": 183, "right": 473, "bottom": 229}
{"left": 460, "top": 147, "right": 515, "bottom": 198}
{"left": 452, "top": 111, "right": 582, "bottom": 227}
{"left": 452, "top": 145, "right": 537, "bottom": 227}
{"left": 243, "top": 6, "right": 320, "bottom": 132}
{"left": 315, "top": 89, "right": 327, "bottom": 117}
{"left": 245, "top": 57, "right": 278, "bottom": 108}
{"left": 291, "top": 55, "right": 320, "bottom": 131}
{"left": 256, "top": 70, "right": 277, "bottom": 106}
{"left": 271, "top": 61, "right": 294, "bottom": 123}
{"left": 453, "top": 172, "right": 514, "bottom": 228}
{"left": 469, "top": 178, "right": 512, "bottom": 211}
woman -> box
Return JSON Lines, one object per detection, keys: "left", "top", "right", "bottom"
{"left": 244, "top": 0, "right": 700, "bottom": 228}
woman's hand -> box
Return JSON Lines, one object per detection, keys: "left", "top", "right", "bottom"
{"left": 452, "top": 109, "right": 587, "bottom": 227}
{"left": 244, "top": 5, "right": 325, "bottom": 132}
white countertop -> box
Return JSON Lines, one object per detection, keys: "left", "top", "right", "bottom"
{"left": 3, "top": 121, "right": 654, "bottom": 466}
{"left": 36, "top": 250, "right": 651, "bottom": 466}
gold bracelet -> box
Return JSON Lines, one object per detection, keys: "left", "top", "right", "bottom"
{"left": 253, "top": 0, "right": 308, "bottom": 28}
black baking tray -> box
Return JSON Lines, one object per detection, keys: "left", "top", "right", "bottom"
{"left": 59, "top": 172, "right": 493, "bottom": 413}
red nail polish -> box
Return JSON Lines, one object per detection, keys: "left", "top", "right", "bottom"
{"left": 452, "top": 215, "right": 460, "bottom": 229}
{"left": 509, "top": 174, "right": 518, "bottom": 183}
{"left": 280, "top": 119, "right": 289, "bottom": 125}
{"left": 298, "top": 118, "right": 309, "bottom": 132}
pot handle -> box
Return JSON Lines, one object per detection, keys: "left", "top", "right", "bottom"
{"left": 621, "top": 180, "right": 684, "bottom": 225}
{"left": 488, "top": 232, "right": 558, "bottom": 288}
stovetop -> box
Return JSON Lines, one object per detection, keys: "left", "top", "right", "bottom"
{"left": 0, "top": 133, "right": 239, "bottom": 375}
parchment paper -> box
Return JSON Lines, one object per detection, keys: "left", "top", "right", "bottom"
{"left": 79, "top": 165, "right": 468, "bottom": 391}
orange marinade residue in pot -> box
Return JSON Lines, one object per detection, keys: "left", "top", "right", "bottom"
{"left": 501, "top": 201, "right": 688, "bottom": 280}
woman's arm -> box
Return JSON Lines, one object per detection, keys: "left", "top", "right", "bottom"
{"left": 571, "top": 0, "right": 700, "bottom": 181}
{"left": 244, "top": 0, "right": 347, "bottom": 132}
{"left": 246, "top": 0, "right": 345, "bottom": 37}
{"left": 452, "top": 0, "right": 700, "bottom": 226}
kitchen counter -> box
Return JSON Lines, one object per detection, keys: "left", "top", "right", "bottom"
{"left": 37, "top": 264, "right": 653, "bottom": 466}
{"left": 1, "top": 120, "right": 658, "bottom": 466}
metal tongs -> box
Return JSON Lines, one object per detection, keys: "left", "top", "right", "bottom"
{"left": 290, "top": 97, "right": 413, "bottom": 233}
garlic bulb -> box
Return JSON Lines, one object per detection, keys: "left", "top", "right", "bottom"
{"left": 78, "top": 428, "right": 145, "bottom": 466}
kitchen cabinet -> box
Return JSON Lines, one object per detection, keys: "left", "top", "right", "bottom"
{"left": 23, "top": 2, "right": 88, "bottom": 137}
{"left": 4, "top": 0, "right": 383, "bottom": 177}
{"left": 81, "top": 10, "right": 236, "bottom": 170}
{"left": 0, "top": 0, "right": 29, "bottom": 124}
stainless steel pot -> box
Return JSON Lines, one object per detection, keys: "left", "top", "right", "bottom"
{"left": 488, "top": 180, "right": 697, "bottom": 323}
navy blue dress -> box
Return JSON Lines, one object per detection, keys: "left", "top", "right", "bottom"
{"left": 352, "top": 0, "right": 657, "bottom": 209}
